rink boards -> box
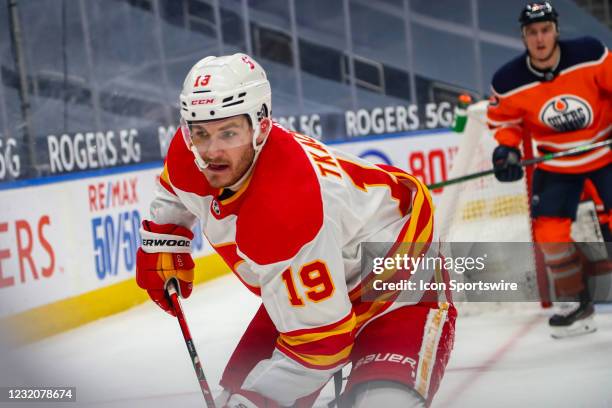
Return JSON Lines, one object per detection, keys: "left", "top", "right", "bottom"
{"left": 0, "top": 129, "right": 458, "bottom": 342}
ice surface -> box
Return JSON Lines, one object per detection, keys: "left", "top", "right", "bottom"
{"left": 5, "top": 275, "right": 612, "bottom": 408}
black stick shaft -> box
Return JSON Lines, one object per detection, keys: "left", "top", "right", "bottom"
{"left": 427, "top": 138, "right": 611, "bottom": 190}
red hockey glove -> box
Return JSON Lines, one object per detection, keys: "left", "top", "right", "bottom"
{"left": 224, "top": 390, "right": 279, "bottom": 408}
{"left": 136, "top": 220, "right": 195, "bottom": 316}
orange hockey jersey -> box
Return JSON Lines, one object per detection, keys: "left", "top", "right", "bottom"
{"left": 150, "top": 122, "right": 435, "bottom": 405}
{"left": 487, "top": 37, "right": 612, "bottom": 174}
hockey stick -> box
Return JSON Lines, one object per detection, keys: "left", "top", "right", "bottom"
{"left": 427, "top": 138, "right": 612, "bottom": 190}
{"left": 326, "top": 370, "right": 344, "bottom": 408}
{"left": 166, "top": 279, "right": 217, "bottom": 408}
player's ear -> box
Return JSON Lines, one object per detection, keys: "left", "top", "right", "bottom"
{"left": 520, "top": 26, "right": 528, "bottom": 43}
{"left": 256, "top": 118, "right": 271, "bottom": 144}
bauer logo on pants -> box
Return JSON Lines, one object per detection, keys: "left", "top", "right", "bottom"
{"left": 353, "top": 353, "right": 417, "bottom": 371}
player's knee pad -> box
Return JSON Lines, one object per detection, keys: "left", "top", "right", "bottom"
{"left": 349, "top": 380, "right": 425, "bottom": 408}
{"left": 534, "top": 216, "right": 572, "bottom": 242}
{"left": 534, "top": 217, "right": 585, "bottom": 298}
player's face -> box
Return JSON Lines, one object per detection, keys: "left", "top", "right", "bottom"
{"left": 522, "top": 21, "right": 558, "bottom": 64}
{"left": 189, "top": 115, "right": 255, "bottom": 188}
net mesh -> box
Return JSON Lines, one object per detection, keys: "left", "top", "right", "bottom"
{"left": 436, "top": 101, "right": 539, "bottom": 314}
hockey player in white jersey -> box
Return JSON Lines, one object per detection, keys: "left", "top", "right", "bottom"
{"left": 136, "top": 53, "right": 455, "bottom": 407}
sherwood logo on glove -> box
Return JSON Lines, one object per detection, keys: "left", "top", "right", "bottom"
{"left": 142, "top": 239, "right": 191, "bottom": 247}
{"left": 140, "top": 229, "right": 193, "bottom": 254}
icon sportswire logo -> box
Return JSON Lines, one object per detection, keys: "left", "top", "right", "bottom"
{"left": 539, "top": 95, "right": 593, "bottom": 132}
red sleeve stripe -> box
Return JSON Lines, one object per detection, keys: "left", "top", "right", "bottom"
{"left": 274, "top": 313, "right": 356, "bottom": 370}
{"left": 278, "top": 331, "right": 354, "bottom": 356}
{"left": 276, "top": 341, "right": 352, "bottom": 370}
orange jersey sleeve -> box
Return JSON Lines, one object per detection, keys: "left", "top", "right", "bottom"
{"left": 486, "top": 92, "right": 525, "bottom": 148}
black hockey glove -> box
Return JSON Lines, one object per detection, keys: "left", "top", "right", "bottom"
{"left": 492, "top": 145, "right": 523, "bottom": 182}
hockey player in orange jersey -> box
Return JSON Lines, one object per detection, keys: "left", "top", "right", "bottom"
{"left": 487, "top": 2, "right": 611, "bottom": 338}
{"left": 135, "top": 53, "right": 455, "bottom": 407}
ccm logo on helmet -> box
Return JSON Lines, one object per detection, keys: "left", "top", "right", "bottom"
{"left": 142, "top": 239, "right": 191, "bottom": 247}
{"left": 192, "top": 98, "right": 215, "bottom": 105}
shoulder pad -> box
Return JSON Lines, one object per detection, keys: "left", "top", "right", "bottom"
{"left": 558, "top": 37, "right": 607, "bottom": 71}
{"left": 237, "top": 126, "right": 324, "bottom": 265}
{"left": 491, "top": 53, "right": 535, "bottom": 96}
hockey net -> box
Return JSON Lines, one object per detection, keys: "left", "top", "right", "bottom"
{"left": 436, "top": 100, "right": 547, "bottom": 315}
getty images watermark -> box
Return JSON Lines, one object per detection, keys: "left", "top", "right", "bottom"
{"left": 360, "top": 242, "right": 612, "bottom": 303}
{"left": 371, "top": 252, "right": 518, "bottom": 293}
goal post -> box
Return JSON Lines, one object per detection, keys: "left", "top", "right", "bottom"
{"left": 436, "top": 100, "right": 551, "bottom": 309}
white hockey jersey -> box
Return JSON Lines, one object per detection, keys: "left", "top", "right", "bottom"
{"left": 150, "top": 123, "right": 434, "bottom": 405}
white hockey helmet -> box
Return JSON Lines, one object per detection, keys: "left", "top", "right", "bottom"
{"left": 179, "top": 53, "right": 272, "bottom": 171}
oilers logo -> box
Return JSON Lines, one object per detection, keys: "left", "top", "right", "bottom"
{"left": 539, "top": 95, "right": 593, "bottom": 132}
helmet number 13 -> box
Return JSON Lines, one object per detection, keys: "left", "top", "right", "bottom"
{"left": 193, "top": 74, "right": 211, "bottom": 88}
{"left": 281, "top": 260, "right": 335, "bottom": 306}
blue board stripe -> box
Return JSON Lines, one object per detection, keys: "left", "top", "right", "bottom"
{"left": 0, "top": 128, "right": 453, "bottom": 192}
{"left": 0, "top": 161, "right": 164, "bottom": 192}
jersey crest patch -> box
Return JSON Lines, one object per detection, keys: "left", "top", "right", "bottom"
{"left": 539, "top": 95, "right": 593, "bottom": 132}
{"left": 211, "top": 199, "right": 221, "bottom": 215}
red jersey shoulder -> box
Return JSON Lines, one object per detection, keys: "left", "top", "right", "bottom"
{"left": 237, "top": 124, "right": 324, "bottom": 265}
{"left": 165, "top": 128, "right": 217, "bottom": 196}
